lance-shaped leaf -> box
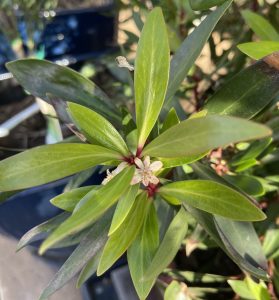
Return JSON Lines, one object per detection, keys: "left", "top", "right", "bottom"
{"left": 68, "top": 103, "right": 129, "bottom": 156}
{"left": 17, "top": 212, "right": 70, "bottom": 251}
{"left": 159, "top": 180, "right": 265, "bottom": 221}
{"left": 97, "top": 192, "right": 150, "bottom": 276}
{"left": 108, "top": 184, "right": 139, "bottom": 235}
{"left": 77, "top": 251, "right": 102, "bottom": 288}
{"left": 188, "top": 162, "right": 269, "bottom": 280}
{"left": 50, "top": 186, "right": 98, "bottom": 212}
{"left": 238, "top": 41, "right": 279, "bottom": 60}
{"left": 39, "top": 210, "right": 112, "bottom": 300}
{"left": 135, "top": 7, "right": 170, "bottom": 147}
{"left": 127, "top": 203, "right": 159, "bottom": 299}
{"left": 143, "top": 115, "right": 272, "bottom": 158}
{"left": 0, "top": 144, "right": 121, "bottom": 191}
{"left": 189, "top": 0, "right": 228, "bottom": 11}
{"left": 6, "top": 59, "right": 121, "bottom": 124}
{"left": 143, "top": 207, "right": 188, "bottom": 281}
{"left": 165, "top": 0, "right": 232, "bottom": 103}
{"left": 241, "top": 10, "right": 279, "bottom": 41}
{"left": 205, "top": 52, "right": 279, "bottom": 118}
{"left": 39, "top": 166, "right": 135, "bottom": 254}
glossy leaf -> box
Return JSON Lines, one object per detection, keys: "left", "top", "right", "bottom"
{"left": 97, "top": 192, "right": 150, "bottom": 275}
{"left": 161, "top": 108, "right": 180, "bottom": 133}
{"left": 189, "top": 0, "right": 227, "bottom": 11}
{"left": 6, "top": 59, "right": 121, "bottom": 124}
{"left": 143, "top": 207, "right": 188, "bottom": 281}
{"left": 245, "top": 277, "right": 271, "bottom": 300}
{"left": 0, "top": 144, "right": 122, "bottom": 191}
{"left": 238, "top": 41, "right": 279, "bottom": 60}
{"left": 205, "top": 52, "right": 279, "bottom": 118}
{"left": 39, "top": 166, "right": 135, "bottom": 254}
{"left": 127, "top": 203, "right": 159, "bottom": 299}
{"left": 68, "top": 103, "right": 129, "bottom": 156}
{"left": 39, "top": 210, "right": 112, "bottom": 300}
{"left": 50, "top": 186, "right": 98, "bottom": 212}
{"left": 135, "top": 7, "right": 170, "bottom": 147}
{"left": 143, "top": 115, "right": 272, "bottom": 158}
{"left": 108, "top": 184, "right": 139, "bottom": 235}
{"left": 241, "top": 10, "right": 279, "bottom": 41}
{"left": 165, "top": 0, "right": 232, "bottom": 102}
{"left": 224, "top": 175, "right": 264, "bottom": 196}
{"left": 159, "top": 180, "right": 265, "bottom": 221}
{"left": 228, "top": 280, "right": 255, "bottom": 300}
{"left": 17, "top": 213, "right": 70, "bottom": 251}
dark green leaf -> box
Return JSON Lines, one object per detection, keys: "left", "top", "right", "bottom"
{"left": 97, "top": 192, "right": 150, "bottom": 275}
{"left": 165, "top": 0, "right": 232, "bottom": 102}
{"left": 143, "top": 115, "right": 272, "bottom": 158}
{"left": 143, "top": 207, "right": 188, "bottom": 281}
{"left": 128, "top": 203, "right": 159, "bottom": 299}
{"left": 159, "top": 180, "right": 265, "bottom": 221}
{"left": 6, "top": 59, "right": 121, "bottom": 124}
{"left": 205, "top": 52, "right": 279, "bottom": 118}
{"left": 39, "top": 210, "right": 112, "bottom": 300}
{"left": 224, "top": 175, "right": 264, "bottom": 196}
{"left": 190, "top": 0, "right": 228, "bottom": 11}
{"left": 135, "top": 7, "right": 170, "bottom": 147}
{"left": 39, "top": 166, "right": 135, "bottom": 254}
{"left": 0, "top": 144, "right": 122, "bottom": 191}
{"left": 17, "top": 213, "right": 70, "bottom": 251}
{"left": 50, "top": 186, "right": 98, "bottom": 212}
{"left": 68, "top": 103, "right": 129, "bottom": 156}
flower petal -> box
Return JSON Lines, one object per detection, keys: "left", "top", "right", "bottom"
{"left": 113, "top": 162, "right": 128, "bottom": 175}
{"left": 149, "top": 175, "right": 160, "bottom": 185}
{"left": 143, "top": 156, "right": 151, "bottom": 168}
{"left": 134, "top": 157, "right": 144, "bottom": 169}
{"left": 149, "top": 161, "right": 163, "bottom": 172}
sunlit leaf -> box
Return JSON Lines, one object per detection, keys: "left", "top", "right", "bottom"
{"left": 143, "top": 115, "right": 272, "bottom": 158}
{"left": 68, "top": 103, "right": 129, "bottom": 156}
{"left": 238, "top": 41, "right": 279, "bottom": 60}
{"left": 135, "top": 7, "right": 170, "bottom": 147}
{"left": 0, "top": 144, "right": 122, "bottom": 191}
{"left": 39, "top": 166, "right": 135, "bottom": 254}
{"left": 128, "top": 203, "right": 159, "bottom": 299}
{"left": 97, "top": 192, "right": 150, "bottom": 275}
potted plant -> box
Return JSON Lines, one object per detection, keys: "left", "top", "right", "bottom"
{"left": 1, "top": 1, "right": 279, "bottom": 299}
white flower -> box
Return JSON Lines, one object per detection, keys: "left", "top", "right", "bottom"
{"left": 102, "top": 162, "right": 128, "bottom": 185}
{"left": 131, "top": 156, "right": 163, "bottom": 187}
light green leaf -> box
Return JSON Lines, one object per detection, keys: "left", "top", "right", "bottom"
{"left": 165, "top": 0, "right": 232, "bottom": 102}
{"left": 228, "top": 280, "right": 255, "bottom": 300}
{"left": 17, "top": 213, "right": 70, "bottom": 251}
{"left": 50, "top": 186, "right": 98, "bottom": 212}
{"left": 204, "top": 52, "right": 279, "bottom": 118}
{"left": 164, "top": 281, "right": 188, "bottom": 300}
{"left": 143, "top": 207, "right": 188, "bottom": 281}
{"left": 6, "top": 59, "right": 121, "bottom": 124}
{"left": 241, "top": 10, "right": 279, "bottom": 41}
{"left": 189, "top": 0, "right": 228, "bottom": 11}
{"left": 68, "top": 103, "right": 129, "bottom": 156}
{"left": 97, "top": 192, "right": 150, "bottom": 275}
{"left": 159, "top": 180, "right": 266, "bottom": 221}
{"left": 245, "top": 277, "right": 271, "bottom": 300}
{"left": 161, "top": 108, "right": 180, "bottom": 133}
{"left": 127, "top": 203, "right": 159, "bottom": 299}
{"left": 108, "top": 184, "right": 139, "bottom": 235}
{"left": 143, "top": 115, "right": 272, "bottom": 158}
{"left": 263, "top": 228, "right": 279, "bottom": 260}
{"left": 238, "top": 41, "right": 279, "bottom": 60}
{"left": 39, "top": 210, "right": 112, "bottom": 300}
{"left": 77, "top": 251, "right": 102, "bottom": 288}
{"left": 0, "top": 144, "right": 122, "bottom": 191}
{"left": 39, "top": 166, "right": 135, "bottom": 254}
{"left": 135, "top": 7, "right": 170, "bottom": 147}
